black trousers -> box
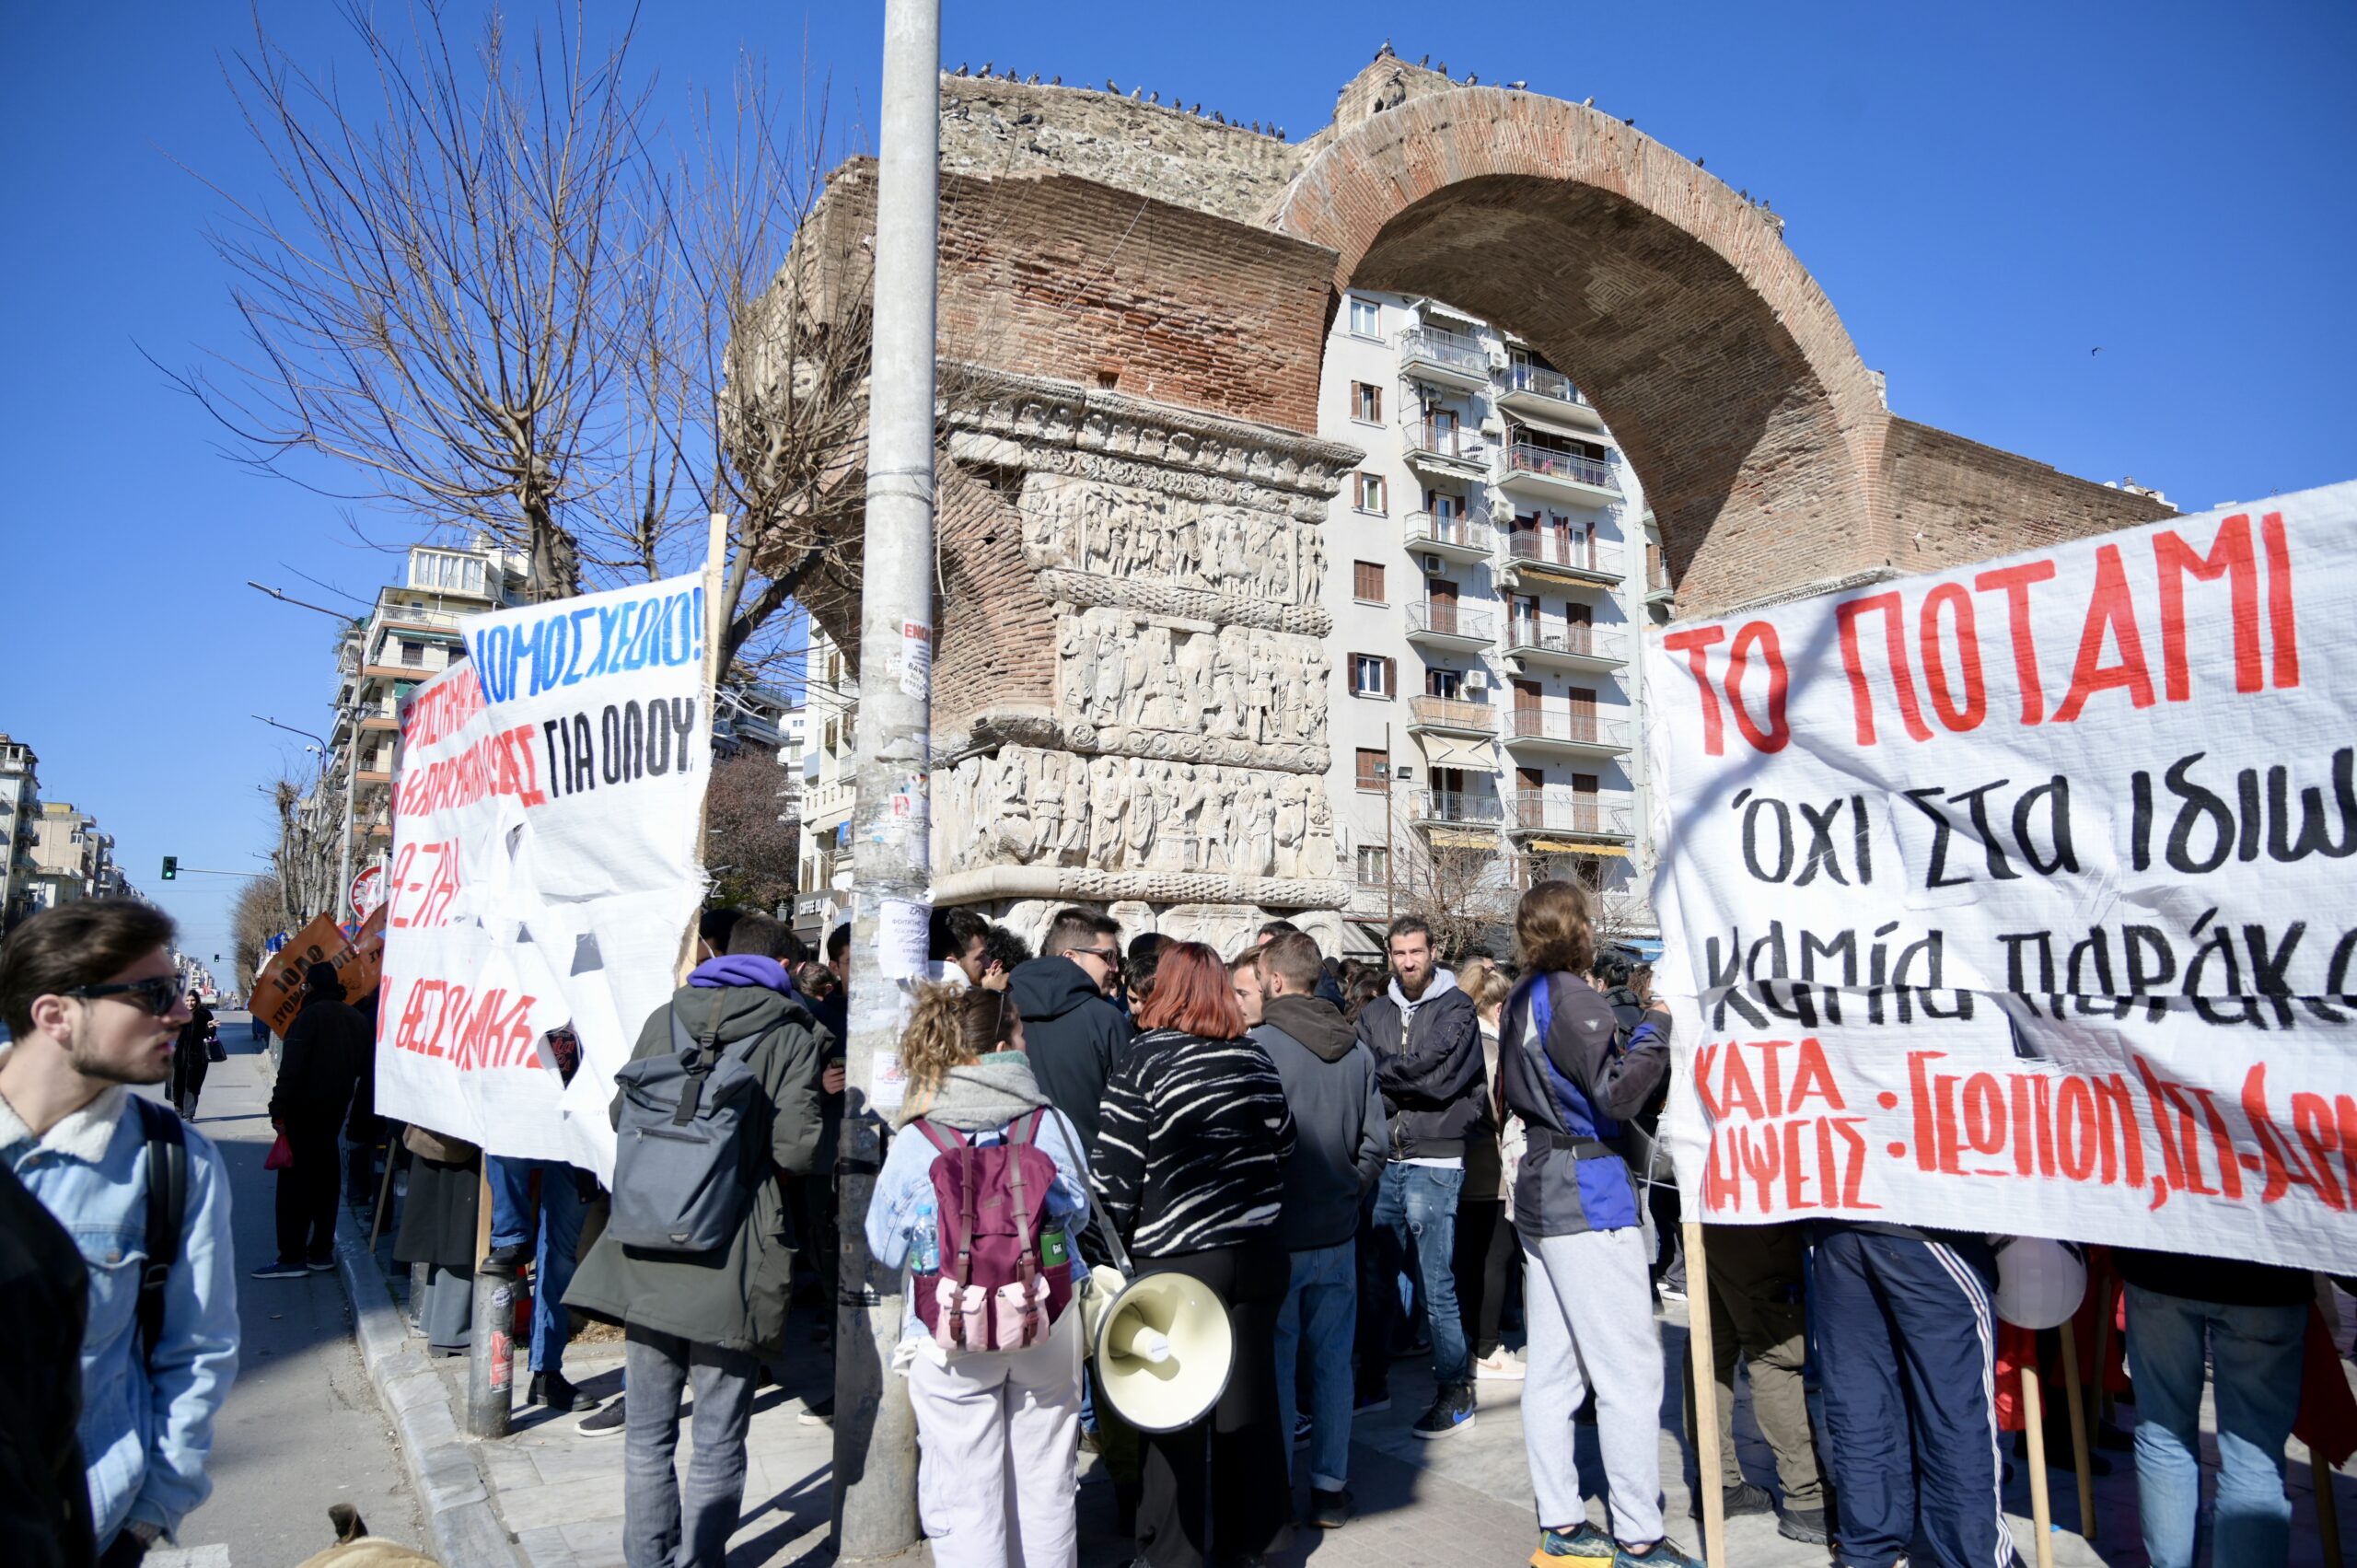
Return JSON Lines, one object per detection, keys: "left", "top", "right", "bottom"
{"left": 274, "top": 1113, "right": 343, "bottom": 1264}
{"left": 1453, "top": 1196, "right": 1517, "bottom": 1359}
{"left": 1135, "top": 1230, "right": 1292, "bottom": 1568}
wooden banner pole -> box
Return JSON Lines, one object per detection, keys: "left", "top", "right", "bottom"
{"left": 1681, "top": 1221, "right": 1726, "bottom": 1566}
{"left": 2057, "top": 1330, "right": 2096, "bottom": 1542}
{"left": 2318, "top": 1445, "right": 2344, "bottom": 1568}
{"left": 677, "top": 512, "right": 730, "bottom": 987}
{"left": 2021, "top": 1364, "right": 2055, "bottom": 1568}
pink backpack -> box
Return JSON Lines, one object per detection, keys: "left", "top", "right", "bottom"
{"left": 909, "top": 1109, "right": 1074, "bottom": 1351}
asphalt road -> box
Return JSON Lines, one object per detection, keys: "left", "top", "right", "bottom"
{"left": 148, "top": 1012, "right": 425, "bottom": 1567}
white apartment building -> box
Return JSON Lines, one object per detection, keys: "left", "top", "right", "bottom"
{"left": 1318, "top": 292, "right": 1667, "bottom": 958}
{"left": 792, "top": 625, "right": 858, "bottom": 944}
{"left": 0, "top": 734, "right": 41, "bottom": 932}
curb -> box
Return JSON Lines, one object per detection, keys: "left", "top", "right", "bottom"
{"left": 337, "top": 1210, "right": 525, "bottom": 1568}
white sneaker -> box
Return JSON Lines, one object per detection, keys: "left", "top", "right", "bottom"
{"left": 1474, "top": 1350, "right": 1526, "bottom": 1381}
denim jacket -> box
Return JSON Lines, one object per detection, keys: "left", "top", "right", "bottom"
{"left": 0, "top": 1074, "right": 240, "bottom": 1548}
{"left": 864, "top": 1092, "right": 1089, "bottom": 1351}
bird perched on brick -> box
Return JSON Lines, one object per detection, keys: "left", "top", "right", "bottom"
{"left": 1190, "top": 101, "right": 1202, "bottom": 114}
{"left": 1105, "top": 77, "right": 1118, "bottom": 92}
{"left": 1465, "top": 73, "right": 1478, "bottom": 85}
{"left": 1437, "top": 60, "right": 1448, "bottom": 75}
{"left": 954, "top": 62, "right": 969, "bottom": 76}
{"left": 1582, "top": 95, "right": 1594, "bottom": 107}
{"left": 1510, "top": 80, "right": 1528, "bottom": 90}
{"left": 1622, "top": 116, "right": 1636, "bottom": 126}
{"left": 1028, "top": 73, "right": 1039, "bottom": 85}
{"left": 1051, "top": 75, "right": 1062, "bottom": 86}
{"left": 1376, "top": 40, "right": 1394, "bottom": 61}
{"left": 1274, "top": 125, "right": 1285, "bottom": 138}
{"left": 1148, "top": 89, "right": 1159, "bottom": 103}
{"left": 1213, "top": 110, "right": 1225, "bottom": 123}
{"left": 1696, "top": 157, "right": 1705, "bottom": 168}
{"left": 981, "top": 60, "right": 993, "bottom": 75}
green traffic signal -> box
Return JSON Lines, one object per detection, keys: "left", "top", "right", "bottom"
{"left": 161, "top": 855, "right": 179, "bottom": 881}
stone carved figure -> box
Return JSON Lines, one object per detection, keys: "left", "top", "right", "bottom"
{"left": 1057, "top": 609, "right": 1327, "bottom": 750}
{"left": 1022, "top": 477, "right": 1326, "bottom": 608}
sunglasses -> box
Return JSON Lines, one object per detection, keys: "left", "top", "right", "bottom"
{"left": 62, "top": 973, "right": 188, "bottom": 1018}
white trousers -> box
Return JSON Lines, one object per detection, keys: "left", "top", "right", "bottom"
{"left": 908, "top": 1308, "right": 1083, "bottom": 1568}
{"left": 1522, "top": 1226, "right": 1666, "bottom": 1545}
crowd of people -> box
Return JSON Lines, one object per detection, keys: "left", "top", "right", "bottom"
{"left": 0, "top": 889, "right": 2346, "bottom": 1568}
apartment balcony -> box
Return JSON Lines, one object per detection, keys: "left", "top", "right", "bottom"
{"left": 1501, "top": 533, "right": 1623, "bottom": 589}
{"left": 1403, "top": 599, "right": 1495, "bottom": 652}
{"left": 1505, "top": 789, "right": 1634, "bottom": 842}
{"left": 1496, "top": 441, "right": 1623, "bottom": 505}
{"left": 1503, "top": 621, "right": 1629, "bottom": 674}
{"left": 1646, "top": 559, "right": 1676, "bottom": 607}
{"left": 1495, "top": 362, "right": 1605, "bottom": 429}
{"left": 1411, "top": 790, "right": 1505, "bottom": 829}
{"left": 1402, "top": 510, "right": 1493, "bottom": 566}
{"left": 1404, "top": 695, "right": 1498, "bottom": 738}
{"left": 1399, "top": 419, "right": 1491, "bottom": 480}
{"left": 1396, "top": 326, "right": 1493, "bottom": 392}
{"left": 1502, "top": 708, "right": 1631, "bottom": 758}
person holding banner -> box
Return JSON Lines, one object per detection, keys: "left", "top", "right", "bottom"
{"left": 1497, "top": 882, "right": 1699, "bottom": 1568}
{"left": 252, "top": 964, "right": 366, "bottom": 1280}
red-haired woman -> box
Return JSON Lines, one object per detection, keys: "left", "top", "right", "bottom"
{"left": 1090, "top": 940, "right": 1296, "bottom": 1568}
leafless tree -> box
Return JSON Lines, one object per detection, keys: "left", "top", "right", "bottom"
{"left": 171, "top": 1, "right": 659, "bottom": 599}
{"left": 703, "top": 749, "right": 801, "bottom": 912}
{"left": 268, "top": 775, "right": 342, "bottom": 928}
{"left": 231, "top": 873, "right": 285, "bottom": 989}
{"left": 1383, "top": 811, "right": 1518, "bottom": 963}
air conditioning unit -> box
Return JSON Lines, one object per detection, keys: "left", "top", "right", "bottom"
{"left": 1465, "top": 669, "right": 1491, "bottom": 692}
{"left": 1422, "top": 553, "right": 1442, "bottom": 574}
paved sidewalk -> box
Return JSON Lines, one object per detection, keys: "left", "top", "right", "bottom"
{"left": 354, "top": 1263, "right": 2354, "bottom": 1568}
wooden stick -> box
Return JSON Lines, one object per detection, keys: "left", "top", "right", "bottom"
{"left": 2318, "top": 1446, "right": 2344, "bottom": 1568}
{"left": 473, "top": 1159, "right": 494, "bottom": 1265}
{"left": 675, "top": 511, "right": 731, "bottom": 987}
{"left": 2021, "top": 1363, "right": 2055, "bottom": 1568}
{"left": 365, "top": 1137, "right": 398, "bottom": 1252}
{"left": 1681, "top": 1221, "right": 1726, "bottom": 1567}
{"left": 2058, "top": 1330, "right": 2095, "bottom": 1542}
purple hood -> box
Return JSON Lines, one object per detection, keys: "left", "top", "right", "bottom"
{"left": 689, "top": 954, "right": 796, "bottom": 996}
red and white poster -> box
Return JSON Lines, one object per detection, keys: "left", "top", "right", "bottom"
{"left": 1649, "top": 481, "right": 2357, "bottom": 1272}
{"left": 374, "top": 574, "right": 712, "bottom": 1179}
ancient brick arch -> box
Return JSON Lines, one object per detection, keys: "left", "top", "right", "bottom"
{"left": 1275, "top": 87, "right": 1887, "bottom": 614}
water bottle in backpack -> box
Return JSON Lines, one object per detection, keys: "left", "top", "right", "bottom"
{"left": 909, "top": 1109, "right": 1074, "bottom": 1352}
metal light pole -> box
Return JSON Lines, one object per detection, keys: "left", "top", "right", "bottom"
{"left": 832, "top": 0, "right": 936, "bottom": 1558}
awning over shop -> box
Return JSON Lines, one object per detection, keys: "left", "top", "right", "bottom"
{"left": 1527, "top": 841, "right": 1631, "bottom": 857}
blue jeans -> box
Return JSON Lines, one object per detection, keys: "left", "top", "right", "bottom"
{"left": 1367, "top": 1164, "right": 1470, "bottom": 1388}
{"left": 2124, "top": 1285, "right": 2305, "bottom": 1568}
{"left": 487, "top": 1156, "right": 586, "bottom": 1375}
{"left": 1274, "top": 1241, "right": 1357, "bottom": 1492}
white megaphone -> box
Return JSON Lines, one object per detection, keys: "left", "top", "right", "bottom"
{"left": 1993, "top": 1236, "right": 2088, "bottom": 1330}
{"left": 1090, "top": 1270, "right": 1236, "bottom": 1434}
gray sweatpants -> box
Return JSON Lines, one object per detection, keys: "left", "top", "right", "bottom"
{"left": 1521, "top": 1226, "right": 1665, "bottom": 1545}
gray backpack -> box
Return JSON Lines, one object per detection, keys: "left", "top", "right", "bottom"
{"left": 607, "top": 1006, "right": 768, "bottom": 1253}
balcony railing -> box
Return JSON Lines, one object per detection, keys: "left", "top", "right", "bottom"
{"left": 1504, "top": 709, "right": 1631, "bottom": 749}
{"left": 1396, "top": 325, "right": 1490, "bottom": 379}
{"left": 1404, "top": 511, "right": 1494, "bottom": 556}
{"left": 1504, "top": 534, "right": 1623, "bottom": 578}
{"left": 1501, "top": 442, "right": 1621, "bottom": 493}
{"left": 1405, "top": 600, "right": 1495, "bottom": 642}
{"left": 1413, "top": 790, "right": 1505, "bottom": 826}
{"left": 1504, "top": 621, "right": 1628, "bottom": 664}
{"left": 1501, "top": 361, "right": 1589, "bottom": 407}
{"left": 1508, "top": 789, "right": 1633, "bottom": 837}
{"left": 1406, "top": 695, "right": 1498, "bottom": 734}
{"left": 1400, "top": 419, "right": 1488, "bottom": 465}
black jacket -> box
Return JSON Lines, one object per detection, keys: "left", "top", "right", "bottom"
{"left": 1254, "top": 995, "right": 1386, "bottom": 1251}
{"left": 1354, "top": 974, "right": 1484, "bottom": 1160}
{"left": 0, "top": 1161, "right": 95, "bottom": 1568}
{"left": 270, "top": 993, "right": 368, "bottom": 1123}
{"left": 1008, "top": 957, "right": 1132, "bottom": 1149}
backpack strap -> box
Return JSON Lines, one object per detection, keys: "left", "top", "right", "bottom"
{"left": 132, "top": 1097, "right": 188, "bottom": 1373}
{"left": 666, "top": 1005, "right": 728, "bottom": 1126}
{"left": 1004, "top": 1110, "right": 1041, "bottom": 1290}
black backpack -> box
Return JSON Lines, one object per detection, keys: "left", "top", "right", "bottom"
{"left": 130, "top": 1097, "right": 187, "bottom": 1372}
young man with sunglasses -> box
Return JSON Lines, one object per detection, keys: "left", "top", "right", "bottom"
{"left": 0, "top": 900, "right": 240, "bottom": 1565}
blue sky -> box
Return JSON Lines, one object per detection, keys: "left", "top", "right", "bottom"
{"left": 3, "top": 0, "right": 2350, "bottom": 969}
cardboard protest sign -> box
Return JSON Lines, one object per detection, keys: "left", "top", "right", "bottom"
{"left": 252, "top": 907, "right": 386, "bottom": 1039}
{"left": 374, "top": 574, "right": 712, "bottom": 1179}
{"left": 1650, "top": 481, "right": 2357, "bottom": 1272}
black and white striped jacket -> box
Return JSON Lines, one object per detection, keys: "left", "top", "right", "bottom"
{"left": 1090, "top": 1028, "right": 1297, "bottom": 1259}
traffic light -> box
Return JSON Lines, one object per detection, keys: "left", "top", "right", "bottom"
{"left": 161, "top": 856, "right": 178, "bottom": 881}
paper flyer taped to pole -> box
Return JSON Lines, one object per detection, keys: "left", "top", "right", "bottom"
{"left": 374, "top": 573, "right": 714, "bottom": 1181}
{"left": 1650, "top": 482, "right": 2357, "bottom": 1272}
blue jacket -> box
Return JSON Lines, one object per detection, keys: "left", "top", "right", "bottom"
{"left": 1498, "top": 972, "right": 1667, "bottom": 1241}
{"left": 0, "top": 1082, "right": 239, "bottom": 1549}
{"left": 865, "top": 1068, "right": 1089, "bottom": 1349}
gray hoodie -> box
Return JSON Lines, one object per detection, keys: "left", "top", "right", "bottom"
{"left": 1254, "top": 993, "right": 1387, "bottom": 1251}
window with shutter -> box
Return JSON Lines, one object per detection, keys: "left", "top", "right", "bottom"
{"left": 1352, "top": 382, "right": 1383, "bottom": 423}
{"left": 1355, "top": 748, "right": 1387, "bottom": 791}
{"left": 1353, "top": 561, "right": 1386, "bottom": 602}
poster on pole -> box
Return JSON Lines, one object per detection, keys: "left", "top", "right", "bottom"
{"left": 374, "top": 574, "right": 712, "bottom": 1179}
{"left": 1649, "top": 481, "right": 2357, "bottom": 1272}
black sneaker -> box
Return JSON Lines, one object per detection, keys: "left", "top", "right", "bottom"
{"left": 1777, "top": 1504, "right": 1830, "bottom": 1544}
{"left": 577, "top": 1397, "right": 626, "bottom": 1437}
{"left": 482, "top": 1242, "right": 530, "bottom": 1273}
{"left": 250, "top": 1260, "right": 309, "bottom": 1280}
{"left": 1722, "top": 1481, "right": 1774, "bottom": 1516}
{"left": 530, "top": 1371, "right": 597, "bottom": 1412}
{"left": 1411, "top": 1383, "right": 1476, "bottom": 1441}
{"left": 1308, "top": 1487, "right": 1353, "bottom": 1529}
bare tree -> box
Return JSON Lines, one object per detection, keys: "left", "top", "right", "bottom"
{"left": 268, "top": 774, "right": 342, "bottom": 927}
{"left": 172, "top": 1, "right": 658, "bottom": 598}
{"left": 703, "top": 749, "right": 801, "bottom": 912}
{"left": 231, "top": 873, "right": 286, "bottom": 989}
{"left": 1383, "top": 809, "right": 1518, "bottom": 963}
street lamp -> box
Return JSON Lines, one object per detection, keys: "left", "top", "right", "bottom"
{"left": 252, "top": 714, "right": 328, "bottom": 748}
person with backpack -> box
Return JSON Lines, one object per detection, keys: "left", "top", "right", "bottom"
{"left": 865, "top": 984, "right": 1090, "bottom": 1568}
{"left": 1091, "top": 942, "right": 1297, "bottom": 1568}
{"left": 1502, "top": 882, "right": 1699, "bottom": 1567}
{"left": 0, "top": 900, "right": 240, "bottom": 1566}
{"left": 565, "top": 912, "right": 830, "bottom": 1568}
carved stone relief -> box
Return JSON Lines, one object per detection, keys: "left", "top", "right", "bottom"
{"left": 1055, "top": 608, "right": 1326, "bottom": 751}
{"left": 935, "top": 746, "right": 1338, "bottom": 883}
{"left": 1021, "top": 475, "right": 1326, "bottom": 608}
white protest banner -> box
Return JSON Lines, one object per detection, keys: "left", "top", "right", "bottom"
{"left": 1650, "top": 481, "right": 2357, "bottom": 1272}
{"left": 375, "top": 574, "right": 712, "bottom": 1179}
